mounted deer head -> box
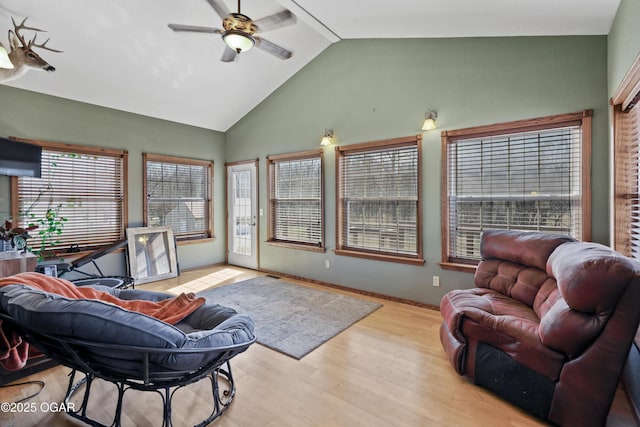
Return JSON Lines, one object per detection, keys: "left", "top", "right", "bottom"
{"left": 0, "top": 17, "right": 62, "bottom": 84}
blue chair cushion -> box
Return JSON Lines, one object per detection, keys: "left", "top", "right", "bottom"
{"left": 0, "top": 284, "right": 255, "bottom": 372}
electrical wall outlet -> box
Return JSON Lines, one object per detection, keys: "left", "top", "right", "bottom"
{"left": 433, "top": 276, "right": 440, "bottom": 287}
{"left": 325, "top": 260, "right": 331, "bottom": 269}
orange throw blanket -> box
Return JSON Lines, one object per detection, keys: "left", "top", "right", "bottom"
{"left": 0, "top": 272, "right": 206, "bottom": 370}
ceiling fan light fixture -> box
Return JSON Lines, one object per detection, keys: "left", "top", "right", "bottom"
{"left": 222, "top": 30, "right": 255, "bottom": 53}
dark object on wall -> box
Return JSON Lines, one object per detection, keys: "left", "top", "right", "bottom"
{"left": 0, "top": 137, "right": 42, "bottom": 178}
{"left": 439, "top": 229, "right": 640, "bottom": 427}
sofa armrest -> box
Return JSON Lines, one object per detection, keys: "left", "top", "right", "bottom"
{"left": 540, "top": 241, "right": 639, "bottom": 357}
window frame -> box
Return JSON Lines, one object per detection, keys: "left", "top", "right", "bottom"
{"left": 612, "top": 54, "right": 640, "bottom": 257}
{"left": 440, "top": 110, "right": 592, "bottom": 272}
{"left": 143, "top": 153, "right": 213, "bottom": 243}
{"left": 335, "top": 134, "right": 424, "bottom": 265}
{"left": 266, "top": 149, "right": 325, "bottom": 252}
{"left": 11, "top": 138, "right": 128, "bottom": 255}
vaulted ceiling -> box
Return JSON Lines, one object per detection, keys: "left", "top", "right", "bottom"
{"left": 0, "top": 0, "right": 621, "bottom": 132}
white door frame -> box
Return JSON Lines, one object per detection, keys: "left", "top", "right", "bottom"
{"left": 226, "top": 160, "right": 259, "bottom": 269}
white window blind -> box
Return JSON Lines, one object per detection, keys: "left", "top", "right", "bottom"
{"left": 144, "top": 154, "right": 212, "bottom": 240}
{"left": 446, "top": 118, "right": 587, "bottom": 263}
{"left": 267, "top": 151, "right": 323, "bottom": 247}
{"left": 614, "top": 100, "right": 640, "bottom": 258}
{"left": 337, "top": 136, "right": 423, "bottom": 263}
{"left": 16, "top": 145, "right": 127, "bottom": 252}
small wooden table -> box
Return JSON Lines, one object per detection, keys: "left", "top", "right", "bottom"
{"left": 0, "top": 251, "right": 37, "bottom": 277}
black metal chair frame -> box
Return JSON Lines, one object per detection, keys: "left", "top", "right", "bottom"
{"left": 61, "top": 239, "right": 129, "bottom": 279}
{"left": 66, "top": 240, "right": 135, "bottom": 290}
{"left": 48, "top": 240, "right": 135, "bottom": 290}
{"left": 1, "top": 313, "right": 255, "bottom": 427}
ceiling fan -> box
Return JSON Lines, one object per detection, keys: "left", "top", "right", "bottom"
{"left": 168, "top": 0, "right": 296, "bottom": 62}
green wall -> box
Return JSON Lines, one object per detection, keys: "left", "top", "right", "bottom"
{"left": 608, "top": 0, "right": 640, "bottom": 96}
{"left": 0, "top": 85, "right": 226, "bottom": 273}
{"left": 226, "top": 36, "right": 609, "bottom": 305}
{"left": 0, "top": 34, "right": 611, "bottom": 306}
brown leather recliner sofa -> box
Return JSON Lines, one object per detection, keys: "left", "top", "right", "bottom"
{"left": 440, "top": 229, "right": 640, "bottom": 426}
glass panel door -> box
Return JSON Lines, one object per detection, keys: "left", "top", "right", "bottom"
{"left": 226, "top": 161, "right": 258, "bottom": 269}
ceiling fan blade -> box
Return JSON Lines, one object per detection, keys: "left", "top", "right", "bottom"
{"left": 254, "top": 10, "right": 296, "bottom": 33}
{"left": 206, "top": 0, "right": 230, "bottom": 20}
{"left": 221, "top": 46, "right": 238, "bottom": 63}
{"left": 255, "top": 37, "right": 293, "bottom": 60}
{"left": 168, "top": 24, "right": 223, "bottom": 34}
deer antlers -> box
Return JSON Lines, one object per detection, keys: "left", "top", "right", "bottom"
{"left": 0, "top": 17, "right": 62, "bottom": 82}
{"left": 9, "top": 17, "right": 62, "bottom": 53}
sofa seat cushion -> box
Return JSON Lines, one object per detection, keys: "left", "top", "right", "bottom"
{"left": 441, "top": 287, "right": 566, "bottom": 380}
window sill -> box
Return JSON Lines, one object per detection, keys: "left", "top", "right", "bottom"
{"left": 335, "top": 249, "right": 425, "bottom": 266}
{"left": 439, "top": 262, "right": 477, "bottom": 273}
{"left": 176, "top": 237, "right": 215, "bottom": 246}
{"left": 266, "top": 241, "right": 325, "bottom": 253}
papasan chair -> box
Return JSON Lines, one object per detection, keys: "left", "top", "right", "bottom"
{"left": 0, "top": 272, "right": 256, "bottom": 427}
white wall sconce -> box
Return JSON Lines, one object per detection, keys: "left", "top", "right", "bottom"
{"left": 320, "top": 129, "right": 335, "bottom": 146}
{"left": 422, "top": 110, "right": 438, "bottom": 131}
{"left": 0, "top": 42, "right": 14, "bottom": 69}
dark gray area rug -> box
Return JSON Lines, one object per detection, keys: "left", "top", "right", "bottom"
{"left": 198, "top": 276, "right": 382, "bottom": 359}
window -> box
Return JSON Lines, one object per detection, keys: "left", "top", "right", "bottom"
{"left": 442, "top": 111, "right": 592, "bottom": 269}
{"left": 267, "top": 150, "right": 324, "bottom": 250}
{"left": 612, "top": 57, "right": 640, "bottom": 258}
{"left": 144, "top": 154, "right": 213, "bottom": 241}
{"left": 12, "top": 139, "right": 128, "bottom": 253}
{"left": 336, "top": 135, "right": 424, "bottom": 265}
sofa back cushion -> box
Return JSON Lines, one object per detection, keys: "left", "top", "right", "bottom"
{"left": 539, "top": 242, "right": 639, "bottom": 357}
{"left": 480, "top": 229, "right": 576, "bottom": 271}
{"left": 475, "top": 230, "right": 575, "bottom": 308}
{"left": 475, "top": 260, "right": 554, "bottom": 309}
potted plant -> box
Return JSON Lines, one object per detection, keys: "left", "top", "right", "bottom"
{"left": 27, "top": 206, "right": 67, "bottom": 261}
{"left": 0, "top": 220, "right": 38, "bottom": 253}
{"left": 17, "top": 152, "right": 73, "bottom": 261}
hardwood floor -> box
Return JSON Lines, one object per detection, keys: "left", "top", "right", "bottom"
{"left": 0, "top": 265, "right": 636, "bottom": 426}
